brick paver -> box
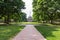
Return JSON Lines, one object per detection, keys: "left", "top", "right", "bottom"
{"left": 12, "top": 25, "right": 46, "bottom": 40}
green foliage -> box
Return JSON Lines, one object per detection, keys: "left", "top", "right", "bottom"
{"left": 0, "top": 0, "right": 25, "bottom": 24}
{"left": 33, "top": 0, "right": 60, "bottom": 23}
{"left": 12, "top": 12, "right": 27, "bottom": 22}
{"left": 19, "top": 12, "right": 27, "bottom": 22}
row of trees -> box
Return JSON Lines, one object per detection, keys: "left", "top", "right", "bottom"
{"left": 33, "top": 0, "right": 60, "bottom": 24}
{"left": 0, "top": 0, "right": 27, "bottom": 24}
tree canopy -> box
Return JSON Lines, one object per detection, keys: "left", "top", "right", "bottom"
{"left": 33, "top": 0, "right": 60, "bottom": 24}
{"left": 0, "top": 0, "right": 26, "bottom": 24}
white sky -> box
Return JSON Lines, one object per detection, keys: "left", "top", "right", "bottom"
{"left": 22, "top": 0, "right": 33, "bottom": 18}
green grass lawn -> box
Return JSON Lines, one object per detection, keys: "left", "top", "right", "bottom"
{"left": 0, "top": 24, "right": 24, "bottom": 40}
{"left": 0, "top": 22, "right": 60, "bottom": 40}
{"left": 10, "top": 22, "right": 41, "bottom": 26}
{"left": 35, "top": 24, "right": 60, "bottom": 40}
{"left": 19, "top": 22, "right": 41, "bottom": 26}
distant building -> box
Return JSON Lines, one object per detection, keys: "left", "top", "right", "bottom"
{"left": 27, "top": 16, "right": 32, "bottom": 22}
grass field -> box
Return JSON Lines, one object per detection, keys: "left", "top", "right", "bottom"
{"left": 0, "top": 22, "right": 60, "bottom": 40}
{"left": 20, "top": 22, "right": 41, "bottom": 24}
{"left": 10, "top": 22, "right": 41, "bottom": 25}
{"left": 35, "top": 24, "right": 60, "bottom": 40}
{"left": 20, "top": 22, "right": 60, "bottom": 40}
{"left": 0, "top": 24, "right": 24, "bottom": 40}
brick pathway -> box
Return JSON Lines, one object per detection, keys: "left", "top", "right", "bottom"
{"left": 12, "top": 25, "right": 46, "bottom": 40}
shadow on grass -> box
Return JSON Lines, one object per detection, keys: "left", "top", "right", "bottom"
{"left": 0, "top": 24, "right": 24, "bottom": 40}
{"left": 35, "top": 23, "right": 60, "bottom": 38}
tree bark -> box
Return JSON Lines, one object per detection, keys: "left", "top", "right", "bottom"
{"left": 4, "top": 15, "right": 10, "bottom": 24}
{"left": 50, "top": 20, "right": 53, "bottom": 24}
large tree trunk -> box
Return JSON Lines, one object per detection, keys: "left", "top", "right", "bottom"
{"left": 50, "top": 20, "right": 53, "bottom": 24}
{"left": 47, "top": 13, "right": 54, "bottom": 24}
{"left": 4, "top": 15, "right": 10, "bottom": 24}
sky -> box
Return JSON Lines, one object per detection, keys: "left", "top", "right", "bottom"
{"left": 22, "top": 0, "right": 33, "bottom": 18}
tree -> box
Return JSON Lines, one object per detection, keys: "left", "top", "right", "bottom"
{"left": 13, "top": 12, "right": 27, "bottom": 22}
{"left": 0, "top": 0, "right": 25, "bottom": 24}
{"left": 33, "top": 0, "right": 60, "bottom": 24}
{"left": 19, "top": 12, "right": 27, "bottom": 22}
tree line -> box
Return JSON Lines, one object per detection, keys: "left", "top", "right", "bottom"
{"left": 0, "top": 0, "right": 27, "bottom": 24}
{"left": 33, "top": 0, "right": 60, "bottom": 24}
